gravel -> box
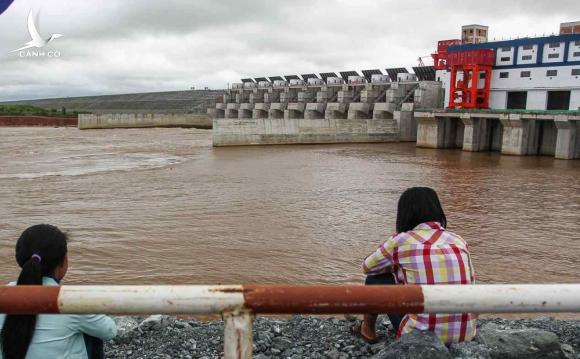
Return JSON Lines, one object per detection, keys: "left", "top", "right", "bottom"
{"left": 104, "top": 315, "right": 580, "bottom": 358}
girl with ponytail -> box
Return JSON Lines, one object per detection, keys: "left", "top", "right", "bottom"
{"left": 0, "top": 224, "right": 117, "bottom": 359}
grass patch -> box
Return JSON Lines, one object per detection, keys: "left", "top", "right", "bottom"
{"left": 0, "top": 104, "right": 90, "bottom": 117}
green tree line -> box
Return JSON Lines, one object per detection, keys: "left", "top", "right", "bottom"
{"left": 0, "top": 105, "right": 90, "bottom": 118}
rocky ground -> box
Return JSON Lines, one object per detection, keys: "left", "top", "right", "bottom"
{"left": 105, "top": 315, "right": 580, "bottom": 358}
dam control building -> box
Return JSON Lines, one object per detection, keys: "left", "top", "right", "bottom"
{"left": 432, "top": 22, "right": 580, "bottom": 111}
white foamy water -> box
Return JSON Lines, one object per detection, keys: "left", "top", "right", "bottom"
{"left": 0, "top": 152, "right": 185, "bottom": 179}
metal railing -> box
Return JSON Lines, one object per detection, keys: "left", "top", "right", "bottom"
{"left": 1, "top": 284, "right": 579, "bottom": 359}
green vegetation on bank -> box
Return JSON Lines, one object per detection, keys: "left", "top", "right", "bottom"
{"left": 0, "top": 104, "right": 90, "bottom": 117}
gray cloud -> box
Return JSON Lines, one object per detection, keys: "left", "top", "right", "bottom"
{"left": 0, "top": 0, "right": 578, "bottom": 101}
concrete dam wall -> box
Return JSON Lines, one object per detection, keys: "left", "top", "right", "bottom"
{"left": 79, "top": 113, "right": 212, "bottom": 130}
{"left": 213, "top": 117, "right": 398, "bottom": 146}
{"left": 210, "top": 76, "right": 443, "bottom": 146}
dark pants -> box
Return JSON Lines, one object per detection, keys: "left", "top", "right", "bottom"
{"left": 365, "top": 273, "right": 405, "bottom": 331}
{"left": 84, "top": 335, "right": 104, "bottom": 359}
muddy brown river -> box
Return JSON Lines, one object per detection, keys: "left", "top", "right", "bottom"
{"left": 1, "top": 127, "right": 579, "bottom": 291}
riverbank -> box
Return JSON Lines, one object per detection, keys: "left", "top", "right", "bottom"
{"left": 0, "top": 115, "right": 78, "bottom": 127}
{"left": 105, "top": 315, "right": 579, "bottom": 358}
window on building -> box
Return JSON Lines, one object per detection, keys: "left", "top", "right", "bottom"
{"left": 499, "top": 72, "right": 509, "bottom": 78}
{"left": 572, "top": 69, "right": 580, "bottom": 76}
{"left": 573, "top": 51, "right": 580, "bottom": 57}
{"left": 549, "top": 43, "right": 561, "bottom": 48}
{"left": 522, "top": 45, "right": 534, "bottom": 50}
{"left": 546, "top": 70, "right": 558, "bottom": 77}
{"left": 575, "top": 41, "right": 580, "bottom": 46}
{"left": 507, "top": 92, "right": 528, "bottom": 110}
{"left": 520, "top": 71, "right": 531, "bottom": 78}
{"left": 500, "top": 57, "right": 511, "bottom": 62}
{"left": 521, "top": 55, "right": 533, "bottom": 61}
{"left": 548, "top": 53, "right": 560, "bottom": 59}
{"left": 547, "top": 91, "right": 571, "bottom": 110}
{"left": 479, "top": 73, "right": 486, "bottom": 79}
{"left": 501, "top": 47, "right": 511, "bottom": 52}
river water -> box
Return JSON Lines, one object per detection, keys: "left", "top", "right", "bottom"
{"left": 1, "top": 127, "right": 579, "bottom": 289}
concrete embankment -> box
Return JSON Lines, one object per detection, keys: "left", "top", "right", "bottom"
{"left": 78, "top": 113, "right": 212, "bottom": 130}
{"left": 212, "top": 118, "right": 399, "bottom": 146}
{"left": 106, "top": 315, "right": 579, "bottom": 358}
{"left": 0, "top": 115, "right": 78, "bottom": 127}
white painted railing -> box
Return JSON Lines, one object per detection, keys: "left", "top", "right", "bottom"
{"left": 1, "top": 284, "right": 579, "bottom": 358}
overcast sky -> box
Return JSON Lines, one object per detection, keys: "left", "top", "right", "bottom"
{"left": 0, "top": 0, "right": 578, "bottom": 101}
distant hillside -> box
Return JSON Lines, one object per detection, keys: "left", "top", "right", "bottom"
{"left": 0, "top": 90, "right": 223, "bottom": 114}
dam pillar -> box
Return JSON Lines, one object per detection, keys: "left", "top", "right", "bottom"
{"left": 554, "top": 116, "right": 578, "bottom": 160}
{"left": 395, "top": 103, "right": 416, "bottom": 142}
{"left": 348, "top": 103, "right": 373, "bottom": 120}
{"left": 500, "top": 114, "right": 535, "bottom": 155}
{"left": 461, "top": 115, "right": 491, "bottom": 152}
{"left": 268, "top": 103, "right": 287, "bottom": 119}
{"left": 416, "top": 114, "right": 443, "bottom": 148}
{"left": 285, "top": 103, "right": 306, "bottom": 120}
{"left": 416, "top": 113, "right": 462, "bottom": 149}
{"left": 225, "top": 103, "right": 240, "bottom": 119}
{"left": 239, "top": 103, "right": 255, "bottom": 119}
{"left": 252, "top": 103, "right": 270, "bottom": 119}
{"left": 325, "top": 103, "right": 349, "bottom": 120}
{"left": 305, "top": 103, "right": 326, "bottom": 120}
{"left": 372, "top": 103, "right": 396, "bottom": 120}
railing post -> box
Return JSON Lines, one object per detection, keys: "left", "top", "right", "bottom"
{"left": 223, "top": 309, "right": 253, "bottom": 359}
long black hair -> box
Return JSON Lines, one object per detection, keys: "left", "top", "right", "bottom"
{"left": 396, "top": 187, "right": 447, "bottom": 233}
{"left": 1, "top": 224, "right": 68, "bottom": 359}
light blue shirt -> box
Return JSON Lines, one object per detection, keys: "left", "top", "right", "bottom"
{"left": 0, "top": 277, "right": 118, "bottom": 359}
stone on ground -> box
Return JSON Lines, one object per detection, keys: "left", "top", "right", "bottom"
{"left": 373, "top": 331, "right": 451, "bottom": 359}
{"left": 139, "top": 315, "right": 172, "bottom": 331}
{"left": 476, "top": 323, "right": 566, "bottom": 359}
{"left": 449, "top": 341, "right": 492, "bottom": 359}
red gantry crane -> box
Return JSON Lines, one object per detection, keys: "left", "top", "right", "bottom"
{"left": 432, "top": 40, "right": 496, "bottom": 109}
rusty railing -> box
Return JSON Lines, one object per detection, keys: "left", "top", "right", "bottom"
{"left": 1, "top": 284, "right": 579, "bottom": 358}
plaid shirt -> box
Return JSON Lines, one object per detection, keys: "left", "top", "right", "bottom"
{"left": 363, "top": 222, "right": 476, "bottom": 344}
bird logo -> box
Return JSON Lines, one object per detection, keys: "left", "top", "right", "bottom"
{"left": 11, "top": 10, "right": 63, "bottom": 53}
{"left": 0, "top": 0, "right": 15, "bottom": 16}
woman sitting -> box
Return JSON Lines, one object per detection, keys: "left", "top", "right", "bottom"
{"left": 0, "top": 224, "right": 117, "bottom": 359}
{"left": 354, "top": 187, "right": 476, "bottom": 345}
